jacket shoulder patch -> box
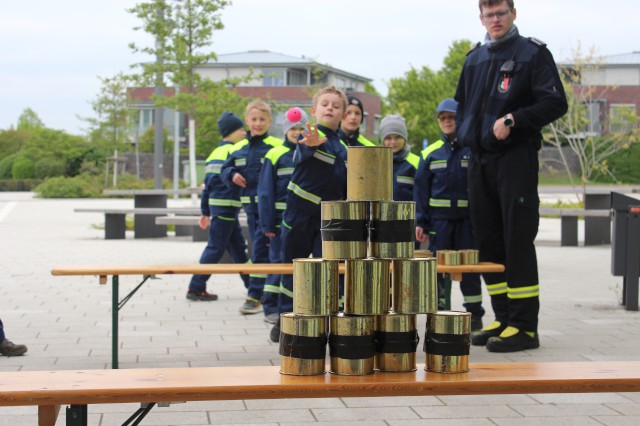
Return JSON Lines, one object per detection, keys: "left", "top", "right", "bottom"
{"left": 528, "top": 37, "right": 546, "bottom": 47}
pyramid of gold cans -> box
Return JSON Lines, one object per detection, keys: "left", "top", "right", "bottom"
{"left": 279, "top": 147, "right": 472, "bottom": 376}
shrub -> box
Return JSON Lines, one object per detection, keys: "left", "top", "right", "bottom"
{"left": 34, "top": 158, "right": 66, "bottom": 179}
{"left": 0, "top": 154, "right": 17, "bottom": 179}
{"left": 11, "top": 157, "right": 35, "bottom": 179}
{"left": 35, "top": 175, "right": 103, "bottom": 198}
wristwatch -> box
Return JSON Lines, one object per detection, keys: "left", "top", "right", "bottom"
{"left": 503, "top": 114, "right": 514, "bottom": 128}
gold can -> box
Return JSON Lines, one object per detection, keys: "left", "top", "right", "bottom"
{"left": 347, "top": 146, "right": 393, "bottom": 201}
{"left": 329, "top": 313, "right": 375, "bottom": 375}
{"left": 414, "top": 249, "right": 433, "bottom": 258}
{"left": 279, "top": 313, "right": 327, "bottom": 376}
{"left": 344, "top": 259, "right": 390, "bottom": 315}
{"left": 436, "top": 250, "right": 460, "bottom": 266}
{"left": 369, "top": 201, "right": 416, "bottom": 259}
{"left": 459, "top": 249, "right": 479, "bottom": 265}
{"left": 424, "top": 311, "right": 471, "bottom": 373}
{"left": 392, "top": 258, "right": 437, "bottom": 314}
{"left": 293, "top": 258, "right": 339, "bottom": 316}
{"left": 375, "top": 312, "right": 418, "bottom": 372}
{"left": 320, "top": 201, "right": 368, "bottom": 260}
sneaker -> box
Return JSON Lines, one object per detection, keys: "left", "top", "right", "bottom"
{"left": 471, "top": 321, "right": 505, "bottom": 346}
{"left": 0, "top": 339, "right": 28, "bottom": 357}
{"left": 264, "top": 313, "right": 280, "bottom": 324}
{"left": 486, "top": 326, "right": 540, "bottom": 353}
{"left": 239, "top": 299, "right": 262, "bottom": 314}
{"left": 186, "top": 290, "right": 218, "bottom": 301}
{"left": 471, "top": 315, "right": 483, "bottom": 332}
{"left": 269, "top": 321, "right": 281, "bottom": 343}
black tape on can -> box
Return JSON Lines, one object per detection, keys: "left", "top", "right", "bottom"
{"left": 321, "top": 219, "right": 368, "bottom": 242}
{"left": 369, "top": 219, "right": 415, "bottom": 243}
{"left": 423, "top": 332, "right": 470, "bottom": 356}
{"left": 329, "top": 334, "right": 376, "bottom": 359}
{"left": 375, "top": 331, "right": 419, "bottom": 354}
{"left": 279, "top": 333, "right": 327, "bottom": 360}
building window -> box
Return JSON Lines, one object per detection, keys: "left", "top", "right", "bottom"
{"left": 335, "top": 77, "right": 346, "bottom": 89}
{"left": 609, "top": 104, "right": 638, "bottom": 133}
{"left": 262, "top": 69, "right": 285, "bottom": 87}
{"left": 584, "top": 100, "right": 604, "bottom": 135}
{"left": 287, "top": 69, "right": 307, "bottom": 86}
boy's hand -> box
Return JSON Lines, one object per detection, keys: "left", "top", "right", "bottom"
{"left": 232, "top": 172, "right": 247, "bottom": 188}
{"left": 300, "top": 123, "right": 327, "bottom": 147}
{"left": 264, "top": 232, "right": 276, "bottom": 238}
{"left": 199, "top": 215, "right": 210, "bottom": 230}
{"left": 416, "top": 226, "right": 429, "bottom": 244}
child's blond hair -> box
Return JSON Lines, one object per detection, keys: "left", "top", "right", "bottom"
{"left": 312, "top": 86, "right": 348, "bottom": 111}
{"left": 245, "top": 100, "right": 272, "bottom": 117}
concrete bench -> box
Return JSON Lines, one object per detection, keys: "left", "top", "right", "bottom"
{"left": 539, "top": 207, "right": 611, "bottom": 246}
{"left": 74, "top": 207, "right": 200, "bottom": 239}
{"left": 2, "top": 362, "right": 640, "bottom": 426}
{"left": 51, "top": 262, "right": 504, "bottom": 369}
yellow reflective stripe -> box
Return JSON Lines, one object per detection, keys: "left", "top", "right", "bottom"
{"left": 240, "top": 196, "right": 257, "bottom": 204}
{"left": 263, "top": 285, "right": 280, "bottom": 294}
{"left": 429, "top": 198, "right": 451, "bottom": 207}
{"left": 486, "top": 281, "right": 508, "bottom": 295}
{"left": 209, "top": 198, "right": 242, "bottom": 208}
{"left": 430, "top": 161, "right": 447, "bottom": 170}
{"left": 277, "top": 167, "right": 294, "bottom": 176}
{"left": 218, "top": 215, "right": 236, "bottom": 221}
{"left": 275, "top": 202, "right": 287, "bottom": 210}
{"left": 205, "top": 164, "right": 222, "bottom": 174}
{"left": 458, "top": 200, "right": 469, "bottom": 207}
{"left": 464, "top": 294, "right": 483, "bottom": 304}
{"left": 282, "top": 219, "right": 292, "bottom": 230}
{"left": 235, "top": 158, "right": 247, "bottom": 166}
{"left": 249, "top": 274, "right": 267, "bottom": 279}
{"left": 397, "top": 176, "right": 414, "bottom": 185}
{"left": 287, "top": 181, "right": 322, "bottom": 204}
{"left": 280, "top": 284, "right": 294, "bottom": 298}
{"left": 508, "top": 284, "right": 540, "bottom": 299}
{"left": 313, "top": 150, "right": 336, "bottom": 165}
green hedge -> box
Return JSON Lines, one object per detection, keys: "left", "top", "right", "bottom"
{"left": 0, "top": 179, "right": 44, "bottom": 191}
{"left": 34, "top": 175, "right": 103, "bottom": 198}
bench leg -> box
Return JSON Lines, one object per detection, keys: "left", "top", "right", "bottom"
{"left": 65, "top": 405, "right": 87, "bottom": 426}
{"left": 112, "top": 275, "right": 119, "bottom": 369}
{"left": 624, "top": 211, "right": 640, "bottom": 311}
{"left": 105, "top": 214, "right": 125, "bottom": 240}
{"left": 561, "top": 216, "right": 578, "bottom": 246}
{"left": 38, "top": 405, "right": 60, "bottom": 426}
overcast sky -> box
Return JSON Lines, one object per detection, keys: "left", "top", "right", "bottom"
{"left": 1, "top": 0, "right": 638, "bottom": 135}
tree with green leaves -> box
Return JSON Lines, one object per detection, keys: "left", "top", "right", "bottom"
{"left": 543, "top": 45, "right": 639, "bottom": 196}
{"left": 82, "top": 73, "right": 134, "bottom": 185}
{"left": 386, "top": 40, "right": 473, "bottom": 152}
{"left": 16, "top": 108, "right": 45, "bottom": 131}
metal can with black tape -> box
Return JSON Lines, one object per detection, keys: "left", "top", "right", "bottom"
{"left": 343, "top": 258, "right": 390, "bottom": 316}
{"left": 391, "top": 258, "right": 437, "bottom": 314}
{"left": 369, "top": 201, "right": 416, "bottom": 259}
{"left": 279, "top": 313, "right": 328, "bottom": 376}
{"left": 424, "top": 311, "right": 471, "bottom": 373}
{"left": 320, "top": 201, "right": 368, "bottom": 260}
{"left": 375, "top": 312, "right": 419, "bottom": 372}
{"left": 329, "top": 313, "right": 376, "bottom": 375}
{"left": 293, "top": 258, "right": 339, "bottom": 316}
{"left": 346, "top": 146, "right": 393, "bottom": 201}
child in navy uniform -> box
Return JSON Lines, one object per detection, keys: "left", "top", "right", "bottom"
{"left": 257, "top": 107, "right": 307, "bottom": 324}
{"left": 188, "top": 111, "right": 249, "bottom": 301}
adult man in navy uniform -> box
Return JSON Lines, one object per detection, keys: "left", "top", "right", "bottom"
{"left": 455, "top": 0, "right": 567, "bottom": 352}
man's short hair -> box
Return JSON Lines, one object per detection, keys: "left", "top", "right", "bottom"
{"left": 479, "top": 0, "right": 514, "bottom": 12}
{"left": 312, "top": 86, "right": 348, "bottom": 111}
{"left": 245, "top": 100, "right": 272, "bottom": 117}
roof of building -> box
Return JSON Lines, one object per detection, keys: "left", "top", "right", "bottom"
{"left": 204, "top": 50, "right": 372, "bottom": 82}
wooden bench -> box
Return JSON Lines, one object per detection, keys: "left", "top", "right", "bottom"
{"left": 539, "top": 207, "right": 611, "bottom": 246}
{"left": 74, "top": 207, "right": 200, "bottom": 239}
{"left": 2, "top": 362, "right": 640, "bottom": 426}
{"left": 51, "top": 262, "right": 504, "bottom": 369}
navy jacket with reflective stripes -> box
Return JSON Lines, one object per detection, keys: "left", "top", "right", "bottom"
{"left": 220, "top": 132, "right": 283, "bottom": 214}
{"left": 201, "top": 141, "right": 242, "bottom": 217}
{"left": 414, "top": 135, "right": 471, "bottom": 231}
{"left": 257, "top": 139, "right": 296, "bottom": 234}
{"left": 392, "top": 150, "right": 420, "bottom": 202}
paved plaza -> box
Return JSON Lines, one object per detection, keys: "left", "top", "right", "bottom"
{"left": 1, "top": 191, "right": 640, "bottom": 425}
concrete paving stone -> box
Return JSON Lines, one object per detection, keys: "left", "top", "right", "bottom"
{"left": 281, "top": 422, "right": 387, "bottom": 426}
{"left": 529, "top": 393, "right": 633, "bottom": 404}
{"left": 216, "top": 352, "right": 285, "bottom": 361}
{"left": 205, "top": 408, "right": 315, "bottom": 424}
{"left": 388, "top": 420, "right": 496, "bottom": 426}
{"left": 605, "top": 403, "right": 640, "bottom": 415}
{"left": 437, "top": 394, "right": 538, "bottom": 406}
{"left": 118, "top": 361, "right": 191, "bottom": 369}
{"left": 341, "top": 396, "right": 442, "bottom": 407}
{"left": 101, "top": 410, "right": 209, "bottom": 425}
{"left": 491, "top": 417, "right": 604, "bottom": 426}
{"left": 189, "top": 359, "right": 273, "bottom": 368}
{"left": 593, "top": 416, "right": 640, "bottom": 426}
{"left": 246, "top": 398, "right": 344, "bottom": 409}
{"left": 510, "top": 402, "right": 620, "bottom": 417}
{"left": 313, "top": 407, "right": 419, "bottom": 422}
{"left": 412, "top": 404, "right": 520, "bottom": 419}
